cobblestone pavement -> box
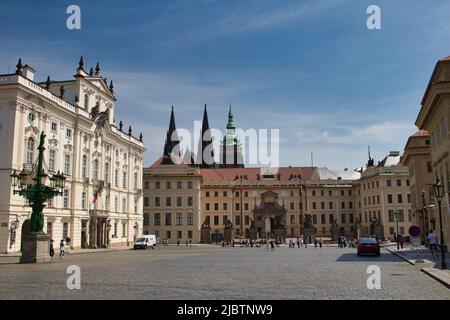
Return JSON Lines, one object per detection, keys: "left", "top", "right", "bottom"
{"left": 0, "top": 245, "right": 449, "bottom": 300}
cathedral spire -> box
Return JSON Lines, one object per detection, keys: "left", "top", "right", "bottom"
{"left": 198, "top": 103, "right": 214, "bottom": 167}
{"left": 163, "top": 106, "right": 179, "bottom": 157}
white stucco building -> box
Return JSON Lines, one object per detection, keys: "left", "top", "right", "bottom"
{"left": 0, "top": 57, "right": 146, "bottom": 253}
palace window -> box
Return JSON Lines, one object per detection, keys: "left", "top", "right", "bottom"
{"left": 143, "top": 213, "right": 150, "bottom": 226}
{"left": 165, "top": 213, "right": 172, "bottom": 226}
{"left": 115, "top": 169, "right": 119, "bottom": 187}
{"left": 84, "top": 94, "right": 89, "bottom": 110}
{"left": 155, "top": 181, "right": 160, "bottom": 189}
{"left": 122, "top": 172, "right": 127, "bottom": 189}
{"left": 187, "top": 213, "right": 193, "bottom": 226}
{"left": 64, "top": 154, "right": 71, "bottom": 175}
{"left": 144, "top": 181, "right": 150, "bottom": 189}
{"left": 26, "top": 137, "right": 35, "bottom": 164}
{"left": 51, "top": 122, "right": 58, "bottom": 132}
{"left": 144, "top": 197, "right": 150, "bottom": 207}
{"left": 81, "top": 192, "right": 86, "bottom": 209}
{"left": 104, "top": 162, "right": 110, "bottom": 183}
{"left": 187, "top": 181, "right": 193, "bottom": 189}
{"left": 122, "top": 223, "right": 127, "bottom": 237}
{"left": 66, "top": 129, "right": 72, "bottom": 139}
{"left": 177, "top": 181, "right": 182, "bottom": 189}
{"left": 63, "top": 189, "right": 69, "bottom": 208}
{"left": 166, "top": 181, "right": 171, "bottom": 189}
{"left": 134, "top": 172, "right": 138, "bottom": 190}
{"left": 177, "top": 196, "right": 183, "bottom": 207}
{"left": 122, "top": 198, "right": 127, "bottom": 212}
{"left": 223, "top": 203, "right": 228, "bottom": 210}
{"left": 214, "top": 215, "right": 219, "bottom": 225}
{"left": 93, "top": 159, "right": 99, "bottom": 181}
{"left": 154, "top": 213, "right": 160, "bottom": 226}
{"left": 48, "top": 149, "right": 56, "bottom": 171}
{"left": 187, "top": 196, "right": 193, "bottom": 207}
{"left": 176, "top": 213, "right": 183, "bottom": 226}
{"left": 82, "top": 155, "right": 88, "bottom": 178}
{"left": 166, "top": 196, "right": 171, "bottom": 207}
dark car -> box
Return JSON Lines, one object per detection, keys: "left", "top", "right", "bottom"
{"left": 357, "top": 237, "right": 380, "bottom": 256}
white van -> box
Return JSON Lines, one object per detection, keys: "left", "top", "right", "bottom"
{"left": 133, "top": 235, "right": 156, "bottom": 250}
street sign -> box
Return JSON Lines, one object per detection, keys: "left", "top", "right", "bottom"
{"left": 411, "top": 237, "right": 421, "bottom": 247}
{"left": 408, "top": 225, "right": 421, "bottom": 237}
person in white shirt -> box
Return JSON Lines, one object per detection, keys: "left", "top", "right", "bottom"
{"left": 427, "top": 230, "right": 439, "bottom": 258}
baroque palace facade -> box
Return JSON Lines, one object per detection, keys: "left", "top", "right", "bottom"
{"left": 143, "top": 107, "right": 413, "bottom": 244}
{"left": 0, "top": 58, "right": 145, "bottom": 253}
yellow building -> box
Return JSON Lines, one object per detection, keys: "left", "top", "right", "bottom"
{"left": 415, "top": 56, "right": 450, "bottom": 248}
{"left": 401, "top": 130, "right": 434, "bottom": 244}
{"left": 143, "top": 107, "right": 413, "bottom": 244}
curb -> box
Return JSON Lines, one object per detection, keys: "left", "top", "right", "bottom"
{"left": 421, "top": 267, "right": 450, "bottom": 289}
{"left": 386, "top": 247, "right": 450, "bottom": 289}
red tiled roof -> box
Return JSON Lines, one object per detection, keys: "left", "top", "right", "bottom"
{"left": 148, "top": 155, "right": 192, "bottom": 169}
{"left": 200, "top": 167, "right": 318, "bottom": 181}
{"left": 412, "top": 129, "right": 429, "bottom": 137}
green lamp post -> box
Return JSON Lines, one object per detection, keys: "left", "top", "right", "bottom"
{"left": 10, "top": 132, "right": 66, "bottom": 262}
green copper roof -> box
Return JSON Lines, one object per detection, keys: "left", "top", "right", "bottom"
{"left": 226, "top": 105, "right": 235, "bottom": 129}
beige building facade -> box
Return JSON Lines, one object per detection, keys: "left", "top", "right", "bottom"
{"left": 401, "top": 130, "right": 434, "bottom": 243}
{"left": 415, "top": 56, "right": 450, "bottom": 248}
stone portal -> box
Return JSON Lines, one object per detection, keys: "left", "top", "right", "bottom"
{"left": 252, "top": 191, "right": 287, "bottom": 240}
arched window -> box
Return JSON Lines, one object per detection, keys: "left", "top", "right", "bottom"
{"left": 105, "top": 162, "right": 110, "bottom": 183}
{"left": 82, "top": 155, "right": 87, "bottom": 178}
{"left": 93, "top": 159, "right": 99, "bottom": 181}
{"left": 26, "top": 137, "right": 35, "bottom": 164}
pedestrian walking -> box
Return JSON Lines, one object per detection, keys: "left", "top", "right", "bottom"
{"left": 399, "top": 235, "right": 404, "bottom": 249}
{"left": 319, "top": 240, "right": 323, "bottom": 249}
{"left": 185, "top": 239, "right": 189, "bottom": 246}
{"left": 65, "top": 237, "right": 71, "bottom": 254}
{"left": 177, "top": 240, "right": 180, "bottom": 246}
{"left": 296, "top": 237, "right": 300, "bottom": 248}
{"left": 428, "top": 230, "right": 439, "bottom": 258}
{"left": 314, "top": 239, "right": 318, "bottom": 248}
{"left": 49, "top": 239, "right": 55, "bottom": 259}
{"left": 189, "top": 239, "right": 192, "bottom": 247}
{"left": 59, "top": 239, "right": 65, "bottom": 258}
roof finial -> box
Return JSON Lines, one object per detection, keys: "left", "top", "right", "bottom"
{"left": 45, "top": 76, "right": 51, "bottom": 89}
{"left": 78, "top": 56, "right": 84, "bottom": 71}
{"left": 95, "top": 62, "right": 100, "bottom": 76}
{"left": 128, "top": 126, "right": 132, "bottom": 136}
{"left": 60, "top": 85, "right": 65, "bottom": 99}
{"left": 15, "top": 58, "right": 23, "bottom": 75}
{"left": 89, "top": 67, "right": 94, "bottom": 76}
{"left": 119, "top": 120, "right": 123, "bottom": 131}
{"left": 139, "top": 132, "right": 143, "bottom": 142}
{"left": 109, "top": 80, "right": 114, "bottom": 92}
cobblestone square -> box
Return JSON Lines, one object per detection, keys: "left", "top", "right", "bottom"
{"left": 0, "top": 245, "right": 449, "bottom": 300}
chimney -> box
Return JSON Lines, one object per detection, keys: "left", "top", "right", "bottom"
{"left": 22, "top": 64, "right": 36, "bottom": 81}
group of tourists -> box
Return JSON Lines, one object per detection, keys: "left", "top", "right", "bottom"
{"left": 49, "top": 237, "right": 71, "bottom": 259}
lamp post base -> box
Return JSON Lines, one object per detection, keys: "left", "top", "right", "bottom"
{"left": 20, "top": 233, "right": 52, "bottom": 264}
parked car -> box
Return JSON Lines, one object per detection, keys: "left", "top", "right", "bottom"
{"left": 357, "top": 237, "right": 380, "bottom": 256}
{"left": 133, "top": 235, "right": 156, "bottom": 250}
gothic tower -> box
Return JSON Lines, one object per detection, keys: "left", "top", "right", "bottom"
{"left": 197, "top": 104, "right": 215, "bottom": 168}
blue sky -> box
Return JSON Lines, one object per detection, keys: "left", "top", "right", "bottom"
{"left": 1, "top": 0, "right": 450, "bottom": 169}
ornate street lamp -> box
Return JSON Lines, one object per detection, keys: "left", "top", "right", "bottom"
{"left": 432, "top": 179, "right": 447, "bottom": 270}
{"left": 11, "top": 133, "right": 66, "bottom": 234}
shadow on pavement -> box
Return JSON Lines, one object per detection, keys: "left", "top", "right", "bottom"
{"left": 336, "top": 252, "right": 401, "bottom": 262}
